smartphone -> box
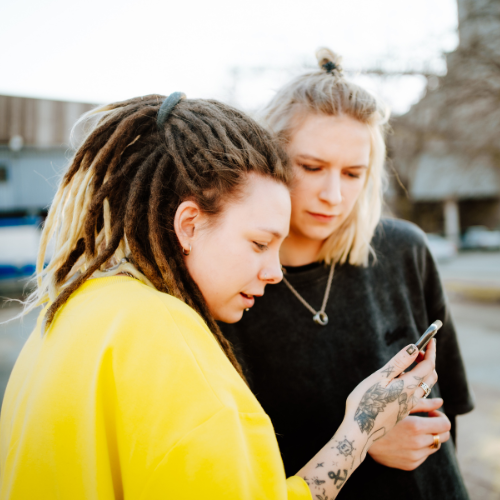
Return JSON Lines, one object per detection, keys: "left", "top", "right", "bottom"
{"left": 415, "top": 320, "right": 442, "bottom": 352}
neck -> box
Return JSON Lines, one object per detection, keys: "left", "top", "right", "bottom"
{"left": 280, "top": 232, "right": 324, "bottom": 267}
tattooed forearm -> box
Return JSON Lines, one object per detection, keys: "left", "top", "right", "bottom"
{"left": 307, "top": 476, "right": 326, "bottom": 488}
{"left": 329, "top": 435, "right": 357, "bottom": 470}
{"left": 354, "top": 380, "right": 405, "bottom": 433}
{"left": 316, "top": 489, "right": 331, "bottom": 500}
{"left": 300, "top": 400, "right": 395, "bottom": 499}
{"left": 300, "top": 434, "right": 357, "bottom": 499}
{"left": 331, "top": 436, "right": 356, "bottom": 458}
{"left": 328, "top": 469, "right": 348, "bottom": 490}
{"left": 305, "top": 468, "right": 349, "bottom": 499}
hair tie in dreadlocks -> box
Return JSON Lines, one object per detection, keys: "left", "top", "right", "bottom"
{"left": 157, "top": 92, "right": 186, "bottom": 129}
{"left": 322, "top": 61, "right": 338, "bottom": 74}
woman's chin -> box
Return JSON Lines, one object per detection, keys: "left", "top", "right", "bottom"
{"left": 291, "top": 221, "right": 340, "bottom": 243}
{"left": 301, "top": 227, "right": 338, "bottom": 242}
{"left": 213, "top": 307, "right": 245, "bottom": 324}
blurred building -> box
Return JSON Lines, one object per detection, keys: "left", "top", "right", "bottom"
{"left": 390, "top": 0, "right": 500, "bottom": 243}
{"left": 0, "top": 95, "right": 95, "bottom": 217}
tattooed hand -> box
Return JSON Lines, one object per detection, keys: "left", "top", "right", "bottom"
{"left": 346, "top": 340, "right": 437, "bottom": 456}
{"left": 354, "top": 380, "right": 405, "bottom": 434}
{"left": 296, "top": 340, "right": 437, "bottom": 499}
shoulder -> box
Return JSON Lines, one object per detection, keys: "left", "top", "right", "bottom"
{"left": 66, "top": 277, "right": 257, "bottom": 404}
{"left": 373, "top": 218, "right": 428, "bottom": 252}
{"left": 68, "top": 277, "right": 211, "bottom": 346}
{"left": 368, "top": 219, "right": 435, "bottom": 277}
{"left": 87, "top": 277, "right": 206, "bottom": 325}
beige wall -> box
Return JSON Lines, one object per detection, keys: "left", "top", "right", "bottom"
{"left": 0, "top": 95, "right": 96, "bottom": 148}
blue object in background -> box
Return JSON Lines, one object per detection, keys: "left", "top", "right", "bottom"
{"left": 0, "top": 216, "right": 41, "bottom": 228}
{"left": 0, "top": 264, "right": 36, "bottom": 281}
{"left": 0, "top": 219, "right": 42, "bottom": 282}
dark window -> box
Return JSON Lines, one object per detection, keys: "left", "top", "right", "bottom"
{"left": 0, "top": 165, "right": 7, "bottom": 182}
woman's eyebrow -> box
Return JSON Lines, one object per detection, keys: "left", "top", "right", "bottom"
{"left": 296, "top": 154, "right": 368, "bottom": 168}
{"left": 295, "top": 154, "right": 327, "bottom": 163}
{"left": 258, "top": 228, "right": 288, "bottom": 239}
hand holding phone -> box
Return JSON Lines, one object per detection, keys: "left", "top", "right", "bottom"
{"left": 415, "top": 320, "right": 442, "bottom": 352}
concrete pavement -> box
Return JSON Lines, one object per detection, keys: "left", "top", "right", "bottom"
{"left": 437, "top": 253, "right": 500, "bottom": 498}
{"left": 439, "top": 251, "right": 500, "bottom": 302}
{"left": 449, "top": 299, "right": 500, "bottom": 499}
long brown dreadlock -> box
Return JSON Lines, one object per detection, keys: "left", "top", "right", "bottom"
{"left": 29, "top": 94, "right": 290, "bottom": 381}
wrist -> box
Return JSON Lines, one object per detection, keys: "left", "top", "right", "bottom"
{"left": 331, "top": 419, "right": 367, "bottom": 469}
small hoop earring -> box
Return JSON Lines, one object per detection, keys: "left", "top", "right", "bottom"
{"left": 182, "top": 244, "right": 192, "bottom": 256}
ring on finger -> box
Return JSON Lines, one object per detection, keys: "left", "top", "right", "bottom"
{"left": 430, "top": 434, "right": 441, "bottom": 450}
{"left": 419, "top": 381, "right": 432, "bottom": 398}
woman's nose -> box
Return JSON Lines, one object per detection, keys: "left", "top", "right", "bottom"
{"left": 259, "top": 262, "right": 283, "bottom": 284}
{"left": 319, "top": 171, "right": 342, "bottom": 205}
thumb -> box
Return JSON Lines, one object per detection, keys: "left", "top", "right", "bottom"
{"left": 410, "top": 397, "right": 443, "bottom": 414}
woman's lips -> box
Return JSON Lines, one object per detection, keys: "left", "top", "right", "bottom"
{"left": 240, "top": 292, "right": 255, "bottom": 308}
{"left": 308, "top": 212, "right": 337, "bottom": 222}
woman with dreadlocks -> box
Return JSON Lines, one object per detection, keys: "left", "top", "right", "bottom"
{"left": 0, "top": 93, "right": 436, "bottom": 500}
{"left": 221, "top": 49, "right": 473, "bottom": 500}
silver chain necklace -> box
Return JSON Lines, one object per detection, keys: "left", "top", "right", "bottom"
{"left": 282, "top": 263, "right": 335, "bottom": 326}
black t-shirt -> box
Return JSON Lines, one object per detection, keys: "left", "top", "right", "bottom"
{"left": 221, "top": 219, "right": 474, "bottom": 500}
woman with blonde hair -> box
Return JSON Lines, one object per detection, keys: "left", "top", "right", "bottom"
{"left": 0, "top": 93, "right": 437, "bottom": 499}
{"left": 222, "top": 49, "right": 473, "bottom": 500}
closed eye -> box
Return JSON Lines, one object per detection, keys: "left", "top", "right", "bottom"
{"left": 253, "top": 242, "right": 268, "bottom": 251}
{"left": 300, "top": 164, "right": 322, "bottom": 172}
{"left": 344, "top": 166, "right": 367, "bottom": 179}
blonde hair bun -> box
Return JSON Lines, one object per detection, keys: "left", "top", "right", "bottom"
{"left": 316, "top": 47, "right": 343, "bottom": 76}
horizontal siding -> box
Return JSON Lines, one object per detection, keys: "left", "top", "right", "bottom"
{"left": 0, "top": 95, "right": 96, "bottom": 147}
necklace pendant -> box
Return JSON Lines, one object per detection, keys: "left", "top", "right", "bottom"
{"left": 313, "top": 311, "right": 329, "bottom": 326}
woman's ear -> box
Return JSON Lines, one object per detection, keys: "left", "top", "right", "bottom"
{"left": 174, "top": 201, "right": 203, "bottom": 253}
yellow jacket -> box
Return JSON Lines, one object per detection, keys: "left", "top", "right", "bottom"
{"left": 0, "top": 276, "right": 310, "bottom": 499}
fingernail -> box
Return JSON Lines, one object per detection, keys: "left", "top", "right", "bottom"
{"left": 406, "top": 344, "right": 417, "bottom": 355}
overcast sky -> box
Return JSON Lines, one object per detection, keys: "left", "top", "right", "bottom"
{"left": 1, "top": 0, "right": 459, "bottom": 115}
